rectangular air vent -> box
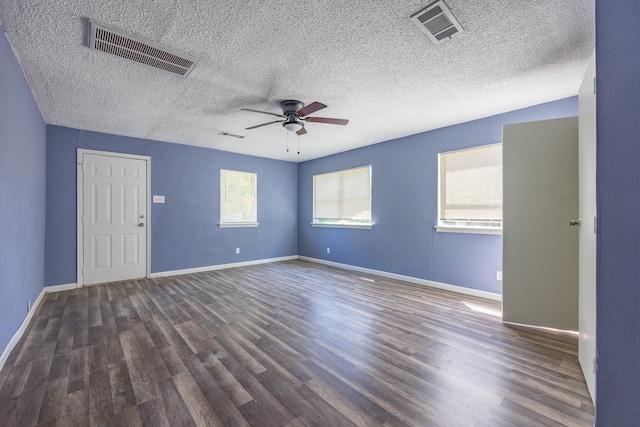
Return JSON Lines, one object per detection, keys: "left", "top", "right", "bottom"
{"left": 411, "top": 0, "right": 464, "bottom": 44}
{"left": 219, "top": 131, "right": 245, "bottom": 139}
{"left": 87, "top": 20, "right": 198, "bottom": 76}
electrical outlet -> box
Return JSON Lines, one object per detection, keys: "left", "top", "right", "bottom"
{"left": 235, "top": 248, "right": 240, "bottom": 254}
{"left": 326, "top": 247, "right": 330, "bottom": 254}
{"left": 153, "top": 195, "right": 165, "bottom": 203}
{"left": 496, "top": 271, "right": 503, "bottom": 281}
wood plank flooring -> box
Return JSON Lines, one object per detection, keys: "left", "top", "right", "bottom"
{"left": 0, "top": 260, "right": 594, "bottom": 426}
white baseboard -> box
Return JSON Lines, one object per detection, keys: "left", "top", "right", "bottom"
{"left": 0, "top": 287, "right": 46, "bottom": 371}
{"left": 45, "top": 283, "right": 77, "bottom": 293}
{"left": 149, "top": 255, "right": 298, "bottom": 278}
{"left": 0, "top": 282, "right": 76, "bottom": 371}
{"left": 298, "top": 256, "right": 502, "bottom": 301}
{"left": 503, "top": 321, "right": 578, "bottom": 335}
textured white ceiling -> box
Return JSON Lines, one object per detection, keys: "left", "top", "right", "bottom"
{"left": 0, "top": 0, "right": 594, "bottom": 162}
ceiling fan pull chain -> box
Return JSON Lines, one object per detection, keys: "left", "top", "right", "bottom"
{"left": 286, "top": 131, "right": 289, "bottom": 152}
{"left": 297, "top": 133, "right": 300, "bottom": 155}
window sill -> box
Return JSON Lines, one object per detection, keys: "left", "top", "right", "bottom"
{"left": 311, "top": 222, "right": 372, "bottom": 229}
{"left": 219, "top": 223, "right": 259, "bottom": 228}
{"left": 435, "top": 226, "right": 502, "bottom": 235}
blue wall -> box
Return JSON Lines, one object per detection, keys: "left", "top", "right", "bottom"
{"left": 298, "top": 98, "right": 578, "bottom": 294}
{"left": 0, "top": 28, "right": 47, "bottom": 352}
{"left": 45, "top": 126, "right": 298, "bottom": 286}
{"left": 595, "top": 0, "right": 640, "bottom": 424}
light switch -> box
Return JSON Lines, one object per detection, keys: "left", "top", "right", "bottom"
{"left": 153, "top": 195, "right": 165, "bottom": 203}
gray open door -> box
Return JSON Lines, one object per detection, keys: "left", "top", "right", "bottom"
{"left": 502, "top": 117, "right": 579, "bottom": 331}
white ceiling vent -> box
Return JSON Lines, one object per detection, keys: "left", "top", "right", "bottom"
{"left": 411, "top": 1, "right": 464, "bottom": 44}
{"left": 219, "top": 131, "right": 245, "bottom": 139}
{"left": 87, "top": 20, "right": 198, "bottom": 76}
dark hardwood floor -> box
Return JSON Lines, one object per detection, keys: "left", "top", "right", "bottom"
{"left": 0, "top": 260, "right": 594, "bottom": 426}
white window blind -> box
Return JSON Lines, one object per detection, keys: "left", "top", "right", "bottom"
{"left": 439, "top": 143, "right": 502, "bottom": 228}
{"left": 313, "top": 166, "right": 372, "bottom": 226}
{"left": 220, "top": 169, "right": 257, "bottom": 226}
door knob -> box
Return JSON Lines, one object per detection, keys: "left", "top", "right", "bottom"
{"left": 138, "top": 223, "right": 145, "bottom": 227}
{"left": 569, "top": 219, "right": 581, "bottom": 226}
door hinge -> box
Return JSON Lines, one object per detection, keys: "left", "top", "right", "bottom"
{"left": 593, "top": 77, "right": 596, "bottom": 95}
{"left": 593, "top": 216, "right": 597, "bottom": 234}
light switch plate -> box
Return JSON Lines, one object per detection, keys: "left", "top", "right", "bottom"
{"left": 153, "top": 195, "right": 165, "bottom": 203}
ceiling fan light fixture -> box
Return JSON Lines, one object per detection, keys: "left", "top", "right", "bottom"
{"left": 283, "top": 121, "right": 304, "bottom": 132}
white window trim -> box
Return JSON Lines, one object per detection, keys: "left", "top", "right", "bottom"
{"left": 435, "top": 225, "right": 501, "bottom": 235}
{"left": 312, "top": 165, "right": 372, "bottom": 229}
{"left": 437, "top": 143, "right": 502, "bottom": 234}
{"left": 219, "top": 222, "right": 259, "bottom": 228}
{"left": 311, "top": 222, "right": 372, "bottom": 229}
{"left": 220, "top": 169, "right": 257, "bottom": 227}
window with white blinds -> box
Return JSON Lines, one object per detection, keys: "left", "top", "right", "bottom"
{"left": 219, "top": 169, "right": 258, "bottom": 227}
{"left": 313, "top": 165, "right": 372, "bottom": 228}
{"left": 438, "top": 143, "right": 502, "bottom": 230}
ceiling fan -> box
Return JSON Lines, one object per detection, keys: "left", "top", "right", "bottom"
{"left": 241, "top": 100, "right": 349, "bottom": 135}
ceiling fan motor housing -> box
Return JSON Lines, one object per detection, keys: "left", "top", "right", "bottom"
{"left": 280, "top": 100, "right": 305, "bottom": 131}
{"left": 280, "top": 100, "right": 304, "bottom": 115}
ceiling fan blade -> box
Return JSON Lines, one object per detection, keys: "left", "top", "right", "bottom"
{"left": 296, "top": 127, "right": 307, "bottom": 136}
{"left": 297, "top": 102, "right": 327, "bottom": 117}
{"left": 241, "top": 108, "right": 284, "bottom": 118}
{"left": 245, "top": 120, "right": 284, "bottom": 130}
{"left": 306, "top": 117, "right": 349, "bottom": 126}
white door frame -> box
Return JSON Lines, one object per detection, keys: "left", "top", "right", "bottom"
{"left": 77, "top": 149, "right": 152, "bottom": 287}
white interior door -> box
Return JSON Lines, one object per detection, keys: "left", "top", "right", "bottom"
{"left": 578, "top": 53, "right": 597, "bottom": 401}
{"left": 81, "top": 152, "right": 148, "bottom": 285}
{"left": 502, "top": 117, "right": 579, "bottom": 331}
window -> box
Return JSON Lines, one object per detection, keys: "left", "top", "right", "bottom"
{"left": 219, "top": 169, "right": 258, "bottom": 227}
{"left": 438, "top": 143, "right": 502, "bottom": 233}
{"left": 312, "top": 165, "right": 372, "bottom": 228}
